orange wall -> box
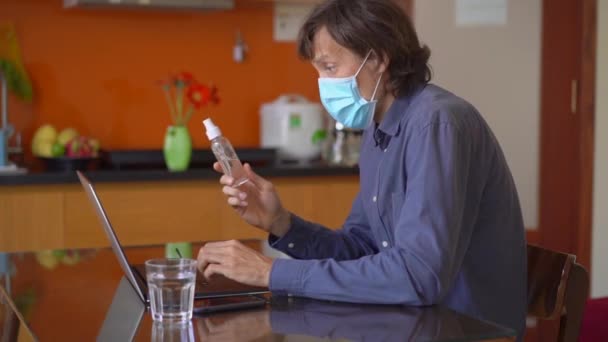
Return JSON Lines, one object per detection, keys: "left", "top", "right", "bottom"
{"left": 0, "top": 0, "right": 319, "bottom": 151}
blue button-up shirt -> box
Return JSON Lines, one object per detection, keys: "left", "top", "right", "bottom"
{"left": 269, "top": 84, "right": 527, "bottom": 337}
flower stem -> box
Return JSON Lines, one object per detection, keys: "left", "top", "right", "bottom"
{"left": 183, "top": 105, "right": 195, "bottom": 125}
{"left": 162, "top": 87, "right": 178, "bottom": 124}
{"left": 176, "top": 84, "right": 185, "bottom": 126}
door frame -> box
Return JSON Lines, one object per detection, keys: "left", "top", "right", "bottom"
{"left": 575, "top": 0, "right": 597, "bottom": 274}
{"left": 538, "top": 0, "right": 596, "bottom": 274}
{"left": 535, "top": 1, "right": 596, "bottom": 340}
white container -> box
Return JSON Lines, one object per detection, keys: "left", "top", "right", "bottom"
{"left": 260, "top": 94, "right": 325, "bottom": 161}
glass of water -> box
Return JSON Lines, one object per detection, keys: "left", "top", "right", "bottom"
{"left": 145, "top": 258, "right": 197, "bottom": 322}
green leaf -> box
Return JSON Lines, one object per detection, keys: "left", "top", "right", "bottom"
{"left": 0, "top": 59, "right": 33, "bottom": 102}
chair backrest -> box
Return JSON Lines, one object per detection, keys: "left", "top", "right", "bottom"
{"left": 527, "top": 244, "right": 589, "bottom": 342}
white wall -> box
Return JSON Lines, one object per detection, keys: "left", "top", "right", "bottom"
{"left": 414, "top": 0, "right": 542, "bottom": 229}
{"left": 592, "top": 0, "right": 608, "bottom": 298}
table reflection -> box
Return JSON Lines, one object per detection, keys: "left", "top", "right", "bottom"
{"left": 152, "top": 321, "right": 195, "bottom": 342}
{"left": 0, "top": 285, "right": 36, "bottom": 342}
{"left": 100, "top": 277, "right": 511, "bottom": 342}
{"left": 6, "top": 242, "right": 514, "bottom": 341}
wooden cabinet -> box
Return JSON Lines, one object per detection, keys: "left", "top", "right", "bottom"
{"left": 0, "top": 175, "right": 359, "bottom": 252}
{"left": 0, "top": 187, "right": 65, "bottom": 251}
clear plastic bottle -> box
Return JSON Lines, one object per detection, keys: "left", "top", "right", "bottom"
{"left": 203, "top": 118, "right": 249, "bottom": 187}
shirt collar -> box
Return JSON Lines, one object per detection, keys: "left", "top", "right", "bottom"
{"left": 376, "top": 84, "right": 427, "bottom": 137}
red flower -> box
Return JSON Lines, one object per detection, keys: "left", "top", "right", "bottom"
{"left": 179, "top": 72, "right": 194, "bottom": 84}
{"left": 187, "top": 83, "right": 211, "bottom": 109}
{"left": 171, "top": 72, "right": 194, "bottom": 87}
{"left": 209, "top": 85, "right": 220, "bottom": 105}
{"left": 158, "top": 72, "right": 220, "bottom": 126}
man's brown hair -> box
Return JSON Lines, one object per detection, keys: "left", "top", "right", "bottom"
{"left": 298, "top": 0, "right": 432, "bottom": 96}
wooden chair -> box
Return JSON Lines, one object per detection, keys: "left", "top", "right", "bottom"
{"left": 527, "top": 244, "right": 589, "bottom": 342}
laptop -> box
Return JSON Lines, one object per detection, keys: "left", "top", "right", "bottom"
{"left": 77, "top": 171, "right": 269, "bottom": 304}
{"left": 0, "top": 285, "right": 37, "bottom": 342}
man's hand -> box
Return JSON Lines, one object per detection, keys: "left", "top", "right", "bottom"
{"left": 214, "top": 162, "right": 291, "bottom": 238}
{"left": 197, "top": 240, "right": 273, "bottom": 287}
{"left": 196, "top": 309, "right": 271, "bottom": 341}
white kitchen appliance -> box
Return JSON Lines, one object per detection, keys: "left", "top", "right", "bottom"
{"left": 260, "top": 94, "right": 325, "bottom": 162}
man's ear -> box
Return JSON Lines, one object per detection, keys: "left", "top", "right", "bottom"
{"left": 372, "top": 50, "right": 389, "bottom": 74}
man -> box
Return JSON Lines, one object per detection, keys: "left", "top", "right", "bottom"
{"left": 197, "top": 0, "right": 527, "bottom": 338}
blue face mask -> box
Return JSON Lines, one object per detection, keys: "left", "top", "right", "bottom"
{"left": 318, "top": 51, "right": 383, "bottom": 129}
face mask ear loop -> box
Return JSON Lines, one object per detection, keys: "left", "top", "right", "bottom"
{"left": 370, "top": 72, "right": 384, "bottom": 101}
{"left": 354, "top": 50, "right": 373, "bottom": 77}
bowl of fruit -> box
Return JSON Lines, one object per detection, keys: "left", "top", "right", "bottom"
{"left": 31, "top": 125, "right": 102, "bottom": 172}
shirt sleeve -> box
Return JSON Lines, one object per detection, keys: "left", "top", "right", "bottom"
{"left": 269, "top": 192, "right": 379, "bottom": 261}
{"left": 270, "top": 121, "right": 476, "bottom": 305}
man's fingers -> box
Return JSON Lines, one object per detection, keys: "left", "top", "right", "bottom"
{"left": 203, "top": 239, "right": 244, "bottom": 250}
{"left": 213, "top": 162, "right": 224, "bottom": 174}
{"left": 198, "top": 240, "right": 255, "bottom": 282}
{"left": 227, "top": 197, "right": 248, "bottom": 207}
{"left": 197, "top": 244, "right": 232, "bottom": 272}
{"left": 219, "top": 175, "right": 235, "bottom": 186}
{"left": 244, "top": 164, "right": 273, "bottom": 191}
{"left": 219, "top": 172, "right": 249, "bottom": 207}
{"left": 223, "top": 186, "right": 247, "bottom": 200}
{"left": 203, "top": 263, "right": 226, "bottom": 280}
{"left": 199, "top": 240, "right": 244, "bottom": 263}
{"left": 197, "top": 247, "right": 208, "bottom": 272}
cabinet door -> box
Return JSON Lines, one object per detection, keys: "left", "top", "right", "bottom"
{"left": 0, "top": 188, "right": 65, "bottom": 252}
{"left": 63, "top": 182, "right": 224, "bottom": 248}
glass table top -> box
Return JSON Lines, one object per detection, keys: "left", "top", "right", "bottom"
{"left": 0, "top": 241, "right": 516, "bottom": 341}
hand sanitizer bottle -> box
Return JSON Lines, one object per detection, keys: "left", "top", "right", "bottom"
{"left": 203, "top": 118, "right": 249, "bottom": 187}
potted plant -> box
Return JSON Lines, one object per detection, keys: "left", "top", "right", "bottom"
{"left": 0, "top": 23, "right": 33, "bottom": 168}
{"left": 158, "top": 72, "right": 219, "bottom": 172}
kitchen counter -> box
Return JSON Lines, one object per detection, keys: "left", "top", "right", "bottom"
{"left": 0, "top": 163, "right": 359, "bottom": 186}
{"left": 0, "top": 148, "right": 359, "bottom": 186}
{"left": 0, "top": 150, "right": 361, "bottom": 252}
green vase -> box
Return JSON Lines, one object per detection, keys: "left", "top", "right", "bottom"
{"left": 163, "top": 125, "right": 192, "bottom": 172}
{"left": 165, "top": 242, "right": 193, "bottom": 259}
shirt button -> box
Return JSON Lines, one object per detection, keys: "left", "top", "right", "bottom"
{"left": 288, "top": 243, "right": 295, "bottom": 249}
{"left": 382, "top": 241, "right": 389, "bottom": 248}
{"left": 372, "top": 196, "right": 377, "bottom": 202}
{"left": 384, "top": 148, "right": 388, "bottom": 152}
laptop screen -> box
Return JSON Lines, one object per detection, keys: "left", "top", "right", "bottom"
{"left": 77, "top": 171, "right": 146, "bottom": 303}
